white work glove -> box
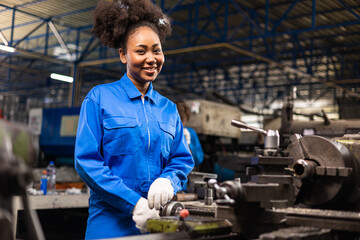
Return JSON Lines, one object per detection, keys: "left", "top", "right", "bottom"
{"left": 132, "top": 197, "right": 160, "bottom": 233}
{"left": 147, "top": 178, "right": 174, "bottom": 210}
{"left": 183, "top": 128, "right": 191, "bottom": 145}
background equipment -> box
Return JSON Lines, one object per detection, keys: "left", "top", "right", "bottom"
{"left": 0, "top": 119, "right": 44, "bottom": 240}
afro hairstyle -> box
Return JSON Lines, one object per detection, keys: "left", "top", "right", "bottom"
{"left": 92, "top": 0, "right": 172, "bottom": 49}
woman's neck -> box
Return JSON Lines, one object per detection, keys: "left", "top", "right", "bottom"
{"left": 127, "top": 74, "right": 150, "bottom": 97}
{"left": 135, "top": 82, "right": 150, "bottom": 98}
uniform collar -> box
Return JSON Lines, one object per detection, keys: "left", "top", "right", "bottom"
{"left": 120, "top": 73, "right": 157, "bottom": 104}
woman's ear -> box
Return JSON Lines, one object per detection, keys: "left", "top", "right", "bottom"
{"left": 119, "top": 48, "right": 127, "bottom": 64}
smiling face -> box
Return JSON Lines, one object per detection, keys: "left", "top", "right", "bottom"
{"left": 119, "top": 26, "right": 164, "bottom": 92}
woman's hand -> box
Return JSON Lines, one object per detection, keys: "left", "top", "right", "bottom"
{"left": 132, "top": 197, "right": 159, "bottom": 233}
{"left": 147, "top": 178, "right": 174, "bottom": 210}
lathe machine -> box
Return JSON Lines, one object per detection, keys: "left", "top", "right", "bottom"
{"left": 117, "top": 119, "right": 360, "bottom": 240}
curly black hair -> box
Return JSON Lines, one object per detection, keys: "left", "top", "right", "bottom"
{"left": 92, "top": 0, "right": 172, "bottom": 50}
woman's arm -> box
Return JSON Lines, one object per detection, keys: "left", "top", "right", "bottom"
{"left": 159, "top": 113, "right": 194, "bottom": 192}
{"left": 75, "top": 96, "right": 141, "bottom": 215}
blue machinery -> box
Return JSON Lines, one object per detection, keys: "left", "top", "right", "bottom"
{"left": 0, "top": 0, "right": 359, "bottom": 109}
{"left": 39, "top": 107, "right": 80, "bottom": 164}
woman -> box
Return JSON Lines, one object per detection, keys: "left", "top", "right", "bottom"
{"left": 74, "top": 0, "right": 194, "bottom": 239}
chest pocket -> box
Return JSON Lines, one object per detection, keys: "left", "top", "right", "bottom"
{"left": 159, "top": 122, "right": 176, "bottom": 160}
{"left": 103, "top": 117, "right": 140, "bottom": 156}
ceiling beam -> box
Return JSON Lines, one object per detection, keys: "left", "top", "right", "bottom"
{"left": 0, "top": 61, "right": 49, "bottom": 75}
{"left": 77, "top": 42, "right": 360, "bottom": 98}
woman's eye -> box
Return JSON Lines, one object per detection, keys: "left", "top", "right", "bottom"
{"left": 154, "top": 49, "right": 161, "bottom": 53}
{"left": 136, "top": 50, "right": 145, "bottom": 54}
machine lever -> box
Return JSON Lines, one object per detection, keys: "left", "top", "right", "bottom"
{"left": 231, "top": 119, "right": 267, "bottom": 135}
{"left": 231, "top": 119, "right": 280, "bottom": 149}
{"left": 208, "top": 179, "right": 236, "bottom": 205}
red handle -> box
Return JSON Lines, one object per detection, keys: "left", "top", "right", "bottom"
{"left": 180, "top": 209, "right": 189, "bottom": 219}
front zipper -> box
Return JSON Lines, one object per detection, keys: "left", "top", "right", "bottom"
{"left": 142, "top": 97, "right": 151, "bottom": 181}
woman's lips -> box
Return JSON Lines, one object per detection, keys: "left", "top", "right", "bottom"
{"left": 143, "top": 67, "right": 157, "bottom": 74}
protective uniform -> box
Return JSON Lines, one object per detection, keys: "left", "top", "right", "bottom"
{"left": 74, "top": 74, "right": 194, "bottom": 239}
{"left": 186, "top": 127, "right": 204, "bottom": 166}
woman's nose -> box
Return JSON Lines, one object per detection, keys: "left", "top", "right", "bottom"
{"left": 146, "top": 54, "right": 156, "bottom": 64}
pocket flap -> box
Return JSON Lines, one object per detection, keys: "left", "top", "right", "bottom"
{"left": 159, "top": 122, "right": 176, "bottom": 138}
{"left": 103, "top": 117, "right": 137, "bottom": 130}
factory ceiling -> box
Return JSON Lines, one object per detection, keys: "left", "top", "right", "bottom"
{"left": 0, "top": 0, "right": 359, "bottom": 112}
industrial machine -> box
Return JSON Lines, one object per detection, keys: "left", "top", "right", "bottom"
{"left": 184, "top": 100, "right": 242, "bottom": 139}
{"left": 279, "top": 98, "right": 360, "bottom": 147}
{"left": 4, "top": 104, "right": 360, "bottom": 240}
{"left": 0, "top": 119, "right": 44, "bottom": 240}
{"left": 208, "top": 129, "right": 360, "bottom": 239}
{"left": 183, "top": 100, "right": 243, "bottom": 176}
{"left": 116, "top": 120, "right": 360, "bottom": 240}
{"left": 28, "top": 107, "right": 80, "bottom": 166}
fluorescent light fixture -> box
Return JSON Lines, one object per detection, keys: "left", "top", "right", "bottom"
{"left": 0, "top": 45, "right": 15, "bottom": 53}
{"left": 50, "top": 73, "right": 73, "bottom": 83}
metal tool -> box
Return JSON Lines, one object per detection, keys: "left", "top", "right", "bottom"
{"left": 187, "top": 171, "right": 217, "bottom": 199}
{"left": 173, "top": 193, "right": 198, "bottom": 202}
{"left": 204, "top": 188, "right": 213, "bottom": 205}
{"left": 231, "top": 119, "right": 280, "bottom": 150}
{"left": 160, "top": 201, "right": 185, "bottom": 216}
{"left": 208, "top": 179, "right": 238, "bottom": 205}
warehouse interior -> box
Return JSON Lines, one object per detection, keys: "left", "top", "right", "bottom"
{"left": 1, "top": 0, "right": 360, "bottom": 239}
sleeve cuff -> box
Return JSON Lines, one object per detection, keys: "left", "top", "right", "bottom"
{"left": 119, "top": 192, "right": 142, "bottom": 215}
{"left": 159, "top": 174, "right": 181, "bottom": 193}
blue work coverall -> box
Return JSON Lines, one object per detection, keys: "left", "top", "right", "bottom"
{"left": 186, "top": 127, "right": 204, "bottom": 166}
{"left": 74, "top": 74, "right": 194, "bottom": 239}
